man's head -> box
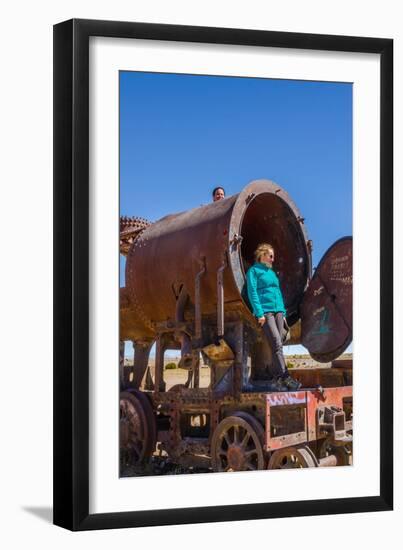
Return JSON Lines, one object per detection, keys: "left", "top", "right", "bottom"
{"left": 212, "top": 187, "right": 225, "bottom": 202}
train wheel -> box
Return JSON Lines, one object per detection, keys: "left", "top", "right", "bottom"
{"left": 119, "top": 390, "right": 156, "bottom": 466}
{"left": 268, "top": 445, "right": 318, "bottom": 469}
{"left": 318, "top": 439, "right": 352, "bottom": 466}
{"left": 211, "top": 412, "right": 265, "bottom": 472}
{"left": 132, "top": 389, "right": 157, "bottom": 456}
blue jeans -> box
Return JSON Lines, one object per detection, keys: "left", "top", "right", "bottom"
{"left": 262, "top": 312, "right": 288, "bottom": 378}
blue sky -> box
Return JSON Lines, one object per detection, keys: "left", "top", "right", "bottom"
{"left": 120, "top": 71, "right": 352, "bottom": 356}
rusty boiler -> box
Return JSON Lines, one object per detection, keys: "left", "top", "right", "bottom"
{"left": 121, "top": 179, "right": 352, "bottom": 394}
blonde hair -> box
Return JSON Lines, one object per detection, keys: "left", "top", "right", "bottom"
{"left": 254, "top": 243, "right": 274, "bottom": 263}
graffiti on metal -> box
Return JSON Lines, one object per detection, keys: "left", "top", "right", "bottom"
{"left": 266, "top": 392, "right": 306, "bottom": 406}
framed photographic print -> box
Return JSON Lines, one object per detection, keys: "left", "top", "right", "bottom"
{"left": 53, "top": 19, "right": 393, "bottom": 530}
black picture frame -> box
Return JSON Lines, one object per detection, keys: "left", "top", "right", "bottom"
{"left": 53, "top": 18, "right": 393, "bottom": 531}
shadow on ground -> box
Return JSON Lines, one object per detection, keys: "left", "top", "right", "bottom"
{"left": 23, "top": 506, "right": 53, "bottom": 523}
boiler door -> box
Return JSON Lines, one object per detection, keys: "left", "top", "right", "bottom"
{"left": 300, "top": 237, "right": 352, "bottom": 363}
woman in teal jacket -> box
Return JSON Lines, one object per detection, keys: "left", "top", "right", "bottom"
{"left": 246, "top": 243, "right": 301, "bottom": 391}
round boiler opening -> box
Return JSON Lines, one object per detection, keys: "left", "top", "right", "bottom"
{"left": 239, "top": 192, "right": 310, "bottom": 323}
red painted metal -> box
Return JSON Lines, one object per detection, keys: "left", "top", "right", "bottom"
{"left": 265, "top": 386, "right": 352, "bottom": 450}
{"left": 265, "top": 391, "right": 307, "bottom": 450}
{"left": 306, "top": 386, "right": 353, "bottom": 442}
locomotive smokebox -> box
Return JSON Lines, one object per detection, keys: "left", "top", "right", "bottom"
{"left": 125, "top": 180, "right": 311, "bottom": 331}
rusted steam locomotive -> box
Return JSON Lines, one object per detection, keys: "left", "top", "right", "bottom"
{"left": 120, "top": 180, "right": 353, "bottom": 472}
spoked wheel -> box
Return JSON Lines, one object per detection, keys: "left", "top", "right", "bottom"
{"left": 268, "top": 445, "right": 318, "bottom": 469}
{"left": 211, "top": 412, "right": 265, "bottom": 472}
{"left": 318, "top": 438, "right": 352, "bottom": 466}
{"left": 120, "top": 390, "right": 156, "bottom": 467}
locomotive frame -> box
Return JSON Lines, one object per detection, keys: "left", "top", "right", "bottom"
{"left": 54, "top": 18, "right": 393, "bottom": 531}
{"left": 119, "top": 191, "right": 355, "bottom": 474}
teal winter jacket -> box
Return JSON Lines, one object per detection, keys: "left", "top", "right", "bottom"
{"left": 246, "top": 262, "right": 286, "bottom": 318}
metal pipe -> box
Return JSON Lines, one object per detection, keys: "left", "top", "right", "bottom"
{"left": 217, "top": 254, "right": 227, "bottom": 337}
{"left": 195, "top": 258, "right": 206, "bottom": 339}
{"left": 132, "top": 341, "right": 153, "bottom": 389}
{"left": 318, "top": 454, "right": 338, "bottom": 467}
{"left": 175, "top": 285, "right": 194, "bottom": 369}
{"left": 175, "top": 285, "right": 188, "bottom": 322}
{"left": 154, "top": 336, "right": 164, "bottom": 393}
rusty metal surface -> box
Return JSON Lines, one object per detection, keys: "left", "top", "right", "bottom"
{"left": 301, "top": 237, "right": 352, "bottom": 362}
{"left": 120, "top": 287, "right": 155, "bottom": 341}
{"left": 202, "top": 339, "right": 235, "bottom": 362}
{"left": 120, "top": 216, "right": 152, "bottom": 256}
{"left": 126, "top": 195, "right": 237, "bottom": 326}
{"left": 306, "top": 386, "right": 353, "bottom": 443}
{"left": 332, "top": 358, "right": 353, "bottom": 369}
{"left": 290, "top": 367, "right": 347, "bottom": 388}
{"left": 317, "top": 404, "right": 347, "bottom": 441}
{"left": 286, "top": 319, "right": 302, "bottom": 344}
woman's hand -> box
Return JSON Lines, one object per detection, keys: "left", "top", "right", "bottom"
{"left": 257, "top": 316, "right": 266, "bottom": 326}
